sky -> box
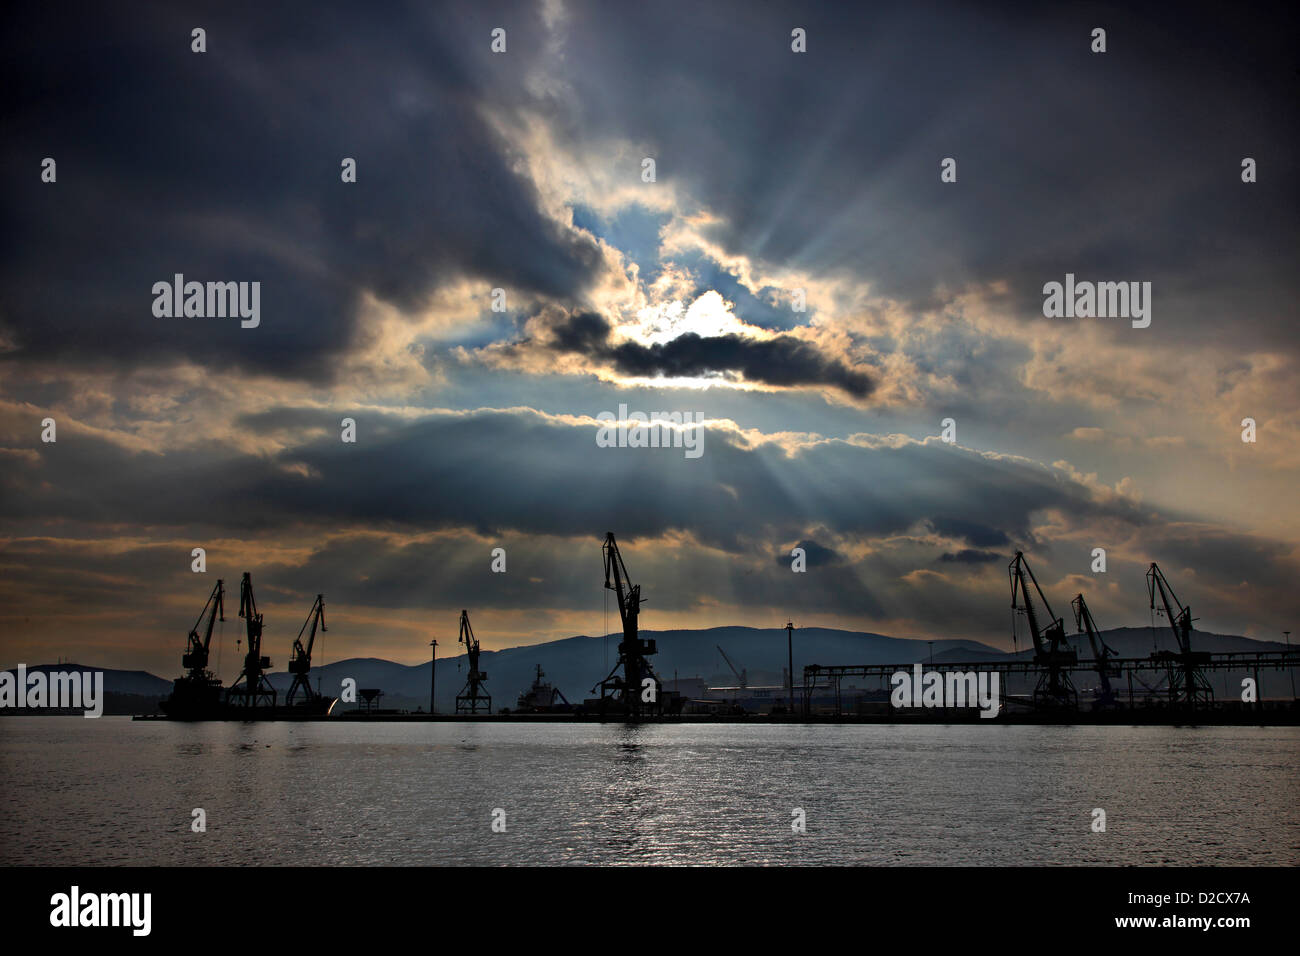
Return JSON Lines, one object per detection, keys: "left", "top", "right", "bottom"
{"left": 2, "top": 0, "right": 1297, "bottom": 678}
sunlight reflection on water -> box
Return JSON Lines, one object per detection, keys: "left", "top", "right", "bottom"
{"left": 1, "top": 718, "right": 1295, "bottom": 865}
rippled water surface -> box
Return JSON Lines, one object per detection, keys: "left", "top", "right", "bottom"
{"left": 1, "top": 718, "right": 1296, "bottom": 865}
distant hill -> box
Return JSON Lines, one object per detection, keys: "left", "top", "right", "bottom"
{"left": 268, "top": 624, "right": 1297, "bottom": 712}
{"left": 945, "top": 627, "right": 1294, "bottom": 698}
{"left": 0, "top": 664, "right": 174, "bottom": 716}
{"left": 1067, "top": 626, "right": 1289, "bottom": 660}
{"left": 258, "top": 626, "right": 997, "bottom": 712}
{"left": 10, "top": 625, "right": 1292, "bottom": 714}
{"left": 0, "top": 663, "right": 173, "bottom": 698}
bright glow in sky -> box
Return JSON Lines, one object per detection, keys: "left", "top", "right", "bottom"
{"left": 2, "top": 2, "right": 1296, "bottom": 677}
{"left": 621, "top": 291, "right": 762, "bottom": 346}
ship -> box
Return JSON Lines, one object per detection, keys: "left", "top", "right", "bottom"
{"left": 515, "top": 665, "right": 573, "bottom": 713}
{"left": 159, "top": 678, "right": 337, "bottom": 720}
{"left": 159, "top": 672, "right": 223, "bottom": 719}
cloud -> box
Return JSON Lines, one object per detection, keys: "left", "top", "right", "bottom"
{"left": 928, "top": 517, "right": 1011, "bottom": 549}
{"left": 1, "top": 1, "right": 1296, "bottom": 670}
{"left": 0, "top": 2, "right": 605, "bottom": 382}
{"left": 540, "top": 0, "right": 1297, "bottom": 339}
{"left": 3, "top": 404, "right": 1120, "bottom": 543}
{"left": 606, "top": 331, "right": 874, "bottom": 397}
{"left": 1069, "top": 427, "right": 1107, "bottom": 442}
{"left": 483, "top": 306, "right": 877, "bottom": 398}
{"left": 781, "top": 540, "right": 844, "bottom": 568}
{"left": 4, "top": 403, "right": 1298, "bottom": 664}
{"left": 939, "top": 550, "right": 1003, "bottom": 564}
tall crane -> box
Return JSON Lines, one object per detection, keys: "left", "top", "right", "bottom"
{"left": 163, "top": 580, "right": 227, "bottom": 716}
{"left": 716, "top": 645, "right": 747, "bottom": 689}
{"left": 1071, "top": 593, "right": 1119, "bottom": 708}
{"left": 454, "top": 609, "right": 491, "bottom": 713}
{"left": 593, "top": 532, "right": 662, "bottom": 717}
{"left": 286, "top": 594, "right": 326, "bottom": 707}
{"left": 1146, "top": 562, "right": 1213, "bottom": 708}
{"left": 181, "top": 579, "right": 225, "bottom": 683}
{"left": 226, "top": 572, "right": 277, "bottom": 709}
{"left": 1009, "top": 552, "right": 1078, "bottom": 708}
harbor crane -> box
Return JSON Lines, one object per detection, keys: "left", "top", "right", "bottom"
{"left": 716, "top": 645, "right": 748, "bottom": 689}
{"left": 1147, "top": 562, "right": 1214, "bottom": 708}
{"left": 227, "top": 572, "right": 277, "bottom": 709}
{"left": 285, "top": 594, "right": 326, "bottom": 707}
{"left": 454, "top": 609, "right": 491, "bottom": 713}
{"left": 164, "top": 579, "right": 227, "bottom": 713}
{"left": 181, "top": 579, "right": 225, "bottom": 683}
{"left": 1009, "top": 552, "right": 1078, "bottom": 708}
{"left": 593, "top": 532, "right": 663, "bottom": 717}
{"left": 1071, "top": 593, "right": 1120, "bottom": 708}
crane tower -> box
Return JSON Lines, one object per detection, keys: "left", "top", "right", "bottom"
{"left": 455, "top": 609, "right": 491, "bottom": 713}
{"left": 593, "top": 532, "right": 663, "bottom": 717}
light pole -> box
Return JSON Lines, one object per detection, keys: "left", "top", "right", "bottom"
{"left": 429, "top": 638, "right": 438, "bottom": 714}
{"left": 1286, "top": 631, "right": 1295, "bottom": 701}
{"left": 785, "top": 621, "right": 795, "bottom": 716}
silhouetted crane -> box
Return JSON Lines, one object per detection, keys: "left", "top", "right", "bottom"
{"left": 1009, "top": 552, "right": 1078, "bottom": 708}
{"left": 454, "top": 609, "right": 491, "bottom": 713}
{"left": 162, "top": 580, "right": 227, "bottom": 716}
{"left": 1071, "top": 593, "right": 1119, "bottom": 708}
{"left": 593, "top": 532, "right": 662, "bottom": 717}
{"left": 182, "top": 580, "right": 225, "bottom": 683}
{"left": 1147, "top": 562, "right": 1213, "bottom": 708}
{"left": 286, "top": 594, "right": 326, "bottom": 707}
{"left": 716, "top": 645, "right": 747, "bottom": 689}
{"left": 226, "top": 572, "right": 277, "bottom": 709}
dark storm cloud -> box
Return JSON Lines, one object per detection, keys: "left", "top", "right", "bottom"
{"left": 545, "top": 310, "right": 875, "bottom": 397}
{"left": 553, "top": 0, "right": 1298, "bottom": 346}
{"left": 0, "top": 405, "right": 1130, "bottom": 547}
{"left": 608, "top": 332, "right": 874, "bottom": 397}
{"left": 1135, "top": 527, "right": 1298, "bottom": 596}
{"left": 939, "top": 549, "right": 1003, "bottom": 564}
{"left": 929, "top": 517, "right": 1011, "bottom": 549}
{"left": 5, "top": 0, "right": 1293, "bottom": 387}
{"left": 779, "top": 540, "right": 843, "bottom": 568}
{"left": 0, "top": 538, "right": 187, "bottom": 609}
{"left": 2, "top": 0, "right": 1297, "bottom": 659}
{"left": 5, "top": 406, "right": 1298, "bottom": 634}
{"left": 0, "top": 1, "right": 601, "bottom": 380}
{"left": 548, "top": 311, "right": 613, "bottom": 353}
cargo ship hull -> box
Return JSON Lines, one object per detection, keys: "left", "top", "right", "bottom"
{"left": 158, "top": 698, "right": 338, "bottom": 720}
{"left": 160, "top": 677, "right": 336, "bottom": 720}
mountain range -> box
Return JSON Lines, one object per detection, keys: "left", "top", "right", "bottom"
{"left": 5, "top": 625, "right": 1292, "bottom": 713}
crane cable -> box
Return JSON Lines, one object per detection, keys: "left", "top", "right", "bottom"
{"left": 316, "top": 613, "right": 324, "bottom": 697}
